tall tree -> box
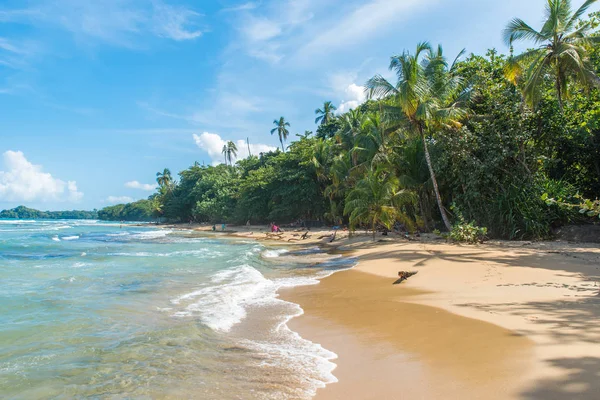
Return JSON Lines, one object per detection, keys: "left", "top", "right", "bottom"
{"left": 156, "top": 168, "right": 172, "bottom": 188}
{"left": 315, "top": 101, "right": 337, "bottom": 125}
{"left": 271, "top": 117, "right": 290, "bottom": 152}
{"left": 227, "top": 140, "right": 238, "bottom": 165}
{"left": 222, "top": 141, "right": 238, "bottom": 166}
{"left": 504, "top": 0, "right": 600, "bottom": 111}
{"left": 222, "top": 145, "right": 228, "bottom": 165}
{"left": 366, "top": 42, "right": 469, "bottom": 231}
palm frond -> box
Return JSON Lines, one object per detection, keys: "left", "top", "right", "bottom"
{"left": 566, "top": 0, "right": 597, "bottom": 30}
{"left": 365, "top": 75, "right": 398, "bottom": 99}
{"left": 503, "top": 18, "right": 547, "bottom": 45}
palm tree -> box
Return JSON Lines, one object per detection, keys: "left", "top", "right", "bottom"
{"left": 271, "top": 117, "right": 290, "bottom": 152}
{"left": 227, "top": 141, "right": 238, "bottom": 165}
{"left": 344, "top": 167, "right": 416, "bottom": 239}
{"left": 366, "top": 42, "right": 469, "bottom": 231}
{"left": 222, "top": 144, "right": 228, "bottom": 165}
{"left": 503, "top": 0, "right": 600, "bottom": 111}
{"left": 156, "top": 168, "right": 172, "bottom": 188}
{"left": 315, "top": 101, "right": 337, "bottom": 125}
{"left": 221, "top": 141, "right": 238, "bottom": 166}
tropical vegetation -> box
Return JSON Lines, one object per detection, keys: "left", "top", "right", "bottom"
{"left": 0, "top": 206, "right": 97, "bottom": 220}
{"left": 99, "top": 1, "right": 600, "bottom": 240}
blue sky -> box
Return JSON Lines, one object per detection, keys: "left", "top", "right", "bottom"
{"left": 0, "top": 0, "right": 596, "bottom": 211}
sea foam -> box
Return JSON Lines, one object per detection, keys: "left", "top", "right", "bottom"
{"left": 170, "top": 262, "right": 343, "bottom": 398}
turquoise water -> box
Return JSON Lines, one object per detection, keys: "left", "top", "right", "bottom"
{"left": 0, "top": 220, "right": 354, "bottom": 399}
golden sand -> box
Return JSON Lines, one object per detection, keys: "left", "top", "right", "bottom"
{"left": 281, "top": 270, "right": 534, "bottom": 399}
{"left": 176, "top": 224, "right": 600, "bottom": 399}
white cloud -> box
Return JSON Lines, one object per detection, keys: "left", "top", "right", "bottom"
{"left": 0, "top": 0, "right": 203, "bottom": 47}
{"left": 152, "top": 1, "right": 203, "bottom": 41}
{"left": 125, "top": 180, "right": 155, "bottom": 191}
{"left": 243, "top": 17, "right": 281, "bottom": 42}
{"left": 0, "top": 150, "right": 83, "bottom": 203}
{"left": 105, "top": 195, "right": 134, "bottom": 204}
{"left": 0, "top": 37, "right": 42, "bottom": 70}
{"left": 338, "top": 83, "right": 366, "bottom": 113}
{"left": 233, "top": 0, "right": 316, "bottom": 63}
{"left": 221, "top": 2, "right": 260, "bottom": 13}
{"left": 193, "top": 132, "right": 277, "bottom": 165}
{"left": 328, "top": 71, "right": 367, "bottom": 113}
{"left": 0, "top": 38, "right": 29, "bottom": 55}
{"left": 294, "top": 0, "right": 435, "bottom": 62}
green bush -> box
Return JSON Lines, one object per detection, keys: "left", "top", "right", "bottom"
{"left": 449, "top": 221, "right": 488, "bottom": 244}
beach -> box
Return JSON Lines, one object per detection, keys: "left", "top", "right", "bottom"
{"left": 2, "top": 219, "right": 599, "bottom": 399}
{"left": 189, "top": 224, "right": 600, "bottom": 399}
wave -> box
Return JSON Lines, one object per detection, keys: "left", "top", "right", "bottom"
{"left": 171, "top": 263, "right": 343, "bottom": 398}
{"left": 106, "top": 232, "right": 130, "bottom": 237}
{"left": 262, "top": 249, "right": 290, "bottom": 258}
{"left": 171, "top": 265, "right": 276, "bottom": 332}
{"left": 61, "top": 235, "right": 80, "bottom": 241}
{"left": 107, "top": 249, "right": 221, "bottom": 258}
{"left": 170, "top": 264, "right": 345, "bottom": 332}
{"left": 131, "top": 230, "right": 173, "bottom": 240}
{"left": 241, "top": 318, "right": 338, "bottom": 399}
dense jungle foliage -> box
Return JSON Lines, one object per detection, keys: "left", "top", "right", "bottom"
{"left": 100, "top": 1, "right": 600, "bottom": 239}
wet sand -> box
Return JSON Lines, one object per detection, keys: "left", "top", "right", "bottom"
{"left": 281, "top": 269, "right": 534, "bottom": 400}
{"left": 167, "top": 224, "right": 600, "bottom": 399}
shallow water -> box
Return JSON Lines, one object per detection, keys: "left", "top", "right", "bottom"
{"left": 0, "top": 220, "right": 355, "bottom": 399}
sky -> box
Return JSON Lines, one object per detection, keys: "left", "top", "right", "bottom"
{"left": 1, "top": 0, "right": 597, "bottom": 211}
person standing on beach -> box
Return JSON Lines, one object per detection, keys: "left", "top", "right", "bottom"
{"left": 221, "top": 223, "right": 226, "bottom": 231}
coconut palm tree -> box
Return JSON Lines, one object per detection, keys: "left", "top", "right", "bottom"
{"left": 156, "top": 168, "right": 172, "bottom": 188}
{"left": 315, "top": 101, "right": 337, "bottom": 125}
{"left": 221, "top": 141, "right": 238, "bottom": 166}
{"left": 344, "top": 167, "right": 416, "bottom": 239}
{"left": 222, "top": 144, "right": 228, "bottom": 165}
{"left": 271, "top": 117, "right": 290, "bottom": 152}
{"left": 365, "top": 42, "right": 469, "bottom": 231}
{"left": 227, "top": 141, "right": 238, "bottom": 165}
{"left": 503, "top": 0, "right": 600, "bottom": 111}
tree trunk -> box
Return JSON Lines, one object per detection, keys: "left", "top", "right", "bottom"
{"left": 421, "top": 130, "right": 452, "bottom": 232}
{"left": 556, "top": 81, "right": 564, "bottom": 113}
{"left": 555, "top": 65, "right": 564, "bottom": 113}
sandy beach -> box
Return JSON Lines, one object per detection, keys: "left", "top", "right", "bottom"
{"left": 182, "top": 224, "right": 600, "bottom": 399}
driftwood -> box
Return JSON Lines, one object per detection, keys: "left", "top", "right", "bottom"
{"left": 300, "top": 231, "right": 310, "bottom": 240}
{"left": 265, "top": 232, "right": 284, "bottom": 238}
{"left": 393, "top": 271, "right": 418, "bottom": 285}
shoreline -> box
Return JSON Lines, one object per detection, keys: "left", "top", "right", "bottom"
{"left": 163, "top": 223, "right": 600, "bottom": 399}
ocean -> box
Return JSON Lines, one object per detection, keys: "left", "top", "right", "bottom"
{"left": 0, "top": 219, "right": 355, "bottom": 399}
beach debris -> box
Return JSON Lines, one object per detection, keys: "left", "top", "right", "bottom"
{"left": 394, "top": 271, "right": 418, "bottom": 285}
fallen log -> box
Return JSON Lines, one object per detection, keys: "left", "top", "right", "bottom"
{"left": 393, "top": 271, "right": 418, "bottom": 285}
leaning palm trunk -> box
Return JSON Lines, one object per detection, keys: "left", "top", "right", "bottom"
{"left": 421, "top": 131, "right": 452, "bottom": 231}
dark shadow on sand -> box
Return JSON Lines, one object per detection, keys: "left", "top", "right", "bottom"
{"left": 520, "top": 356, "right": 600, "bottom": 399}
